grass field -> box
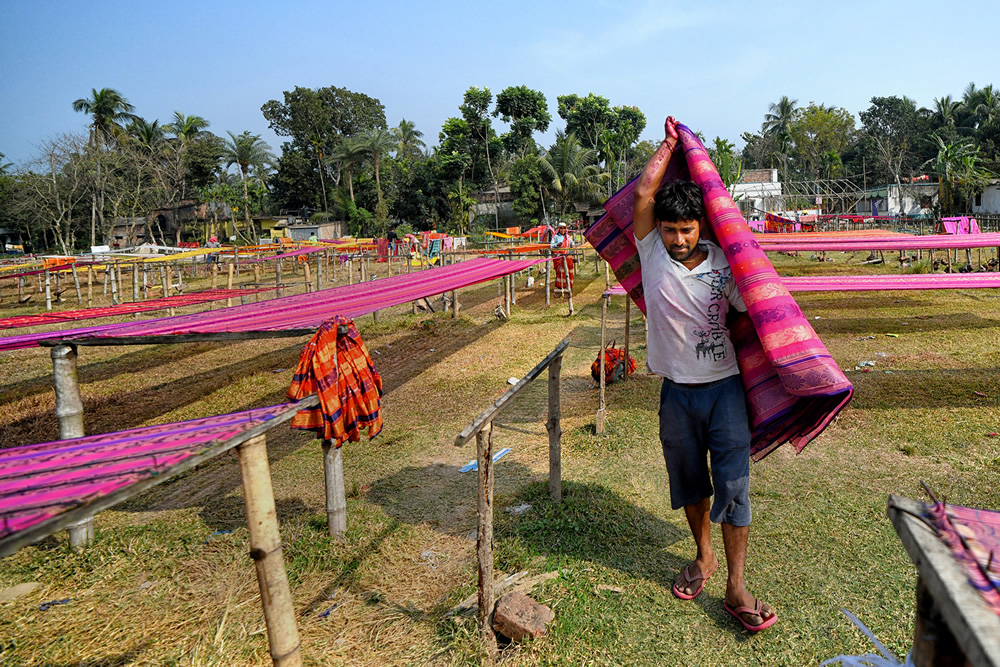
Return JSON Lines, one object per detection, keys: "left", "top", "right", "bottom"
{"left": 1, "top": 249, "right": 999, "bottom": 666}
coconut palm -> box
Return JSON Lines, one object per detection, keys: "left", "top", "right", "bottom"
{"left": 166, "top": 112, "right": 210, "bottom": 144}
{"left": 931, "top": 96, "right": 963, "bottom": 129}
{"left": 364, "top": 128, "right": 396, "bottom": 207}
{"left": 331, "top": 135, "right": 368, "bottom": 202}
{"left": 222, "top": 131, "right": 275, "bottom": 232}
{"left": 72, "top": 88, "right": 137, "bottom": 148}
{"left": 127, "top": 118, "right": 166, "bottom": 153}
{"left": 392, "top": 119, "right": 425, "bottom": 161}
{"left": 762, "top": 96, "right": 798, "bottom": 178}
{"left": 537, "top": 131, "right": 607, "bottom": 215}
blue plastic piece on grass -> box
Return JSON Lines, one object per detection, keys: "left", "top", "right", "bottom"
{"left": 459, "top": 448, "right": 512, "bottom": 473}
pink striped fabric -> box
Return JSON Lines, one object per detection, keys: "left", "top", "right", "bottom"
{"left": 0, "top": 258, "right": 544, "bottom": 350}
{"left": 606, "top": 274, "right": 1000, "bottom": 295}
{"left": 586, "top": 123, "right": 852, "bottom": 460}
{"left": 0, "top": 288, "right": 273, "bottom": 330}
{"left": 0, "top": 263, "right": 75, "bottom": 280}
{"left": 0, "top": 403, "right": 298, "bottom": 544}
{"left": 926, "top": 499, "right": 1000, "bottom": 618}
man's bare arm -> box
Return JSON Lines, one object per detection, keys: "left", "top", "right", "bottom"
{"left": 633, "top": 117, "right": 679, "bottom": 241}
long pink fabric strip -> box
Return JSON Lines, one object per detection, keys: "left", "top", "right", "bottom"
{"left": 0, "top": 258, "right": 545, "bottom": 351}
{"left": 0, "top": 403, "right": 299, "bottom": 543}
{"left": 606, "top": 274, "right": 1000, "bottom": 295}
{"left": 586, "top": 123, "right": 852, "bottom": 460}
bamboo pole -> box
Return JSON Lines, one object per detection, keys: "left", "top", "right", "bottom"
{"left": 87, "top": 267, "right": 93, "bottom": 307}
{"left": 547, "top": 353, "right": 562, "bottom": 502}
{"left": 211, "top": 263, "right": 218, "bottom": 289}
{"left": 596, "top": 295, "right": 608, "bottom": 434}
{"left": 44, "top": 269, "right": 52, "bottom": 311}
{"left": 160, "top": 266, "right": 168, "bottom": 299}
{"left": 117, "top": 262, "right": 125, "bottom": 295}
{"left": 624, "top": 297, "right": 631, "bottom": 379}
{"left": 236, "top": 434, "right": 303, "bottom": 667}
{"left": 276, "top": 260, "right": 283, "bottom": 299}
{"left": 303, "top": 261, "right": 312, "bottom": 293}
{"left": 227, "top": 262, "right": 234, "bottom": 307}
{"left": 18, "top": 275, "right": 23, "bottom": 303}
{"left": 132, "top": 263, "right": 138, "bottom": 302}
{"left": 51, "top": 343, "right": 92, "bottom": 548}
{"left": 71, "top": 265, "right": 82, "bottom": 305}
{"left": 142, "top": 266, "right": 148, "bottom": 300}
{"left": 109, "top": 263, "right": 119, "bottom": 306}
{"left": 476, "top": 423, "right": 496, "bottom": 644}
{"left": 564, "top": 256, "right": 574, "bottom": 316}
{"left": 545, "top": 251, "right": 551, "bottom": 307}
{"left": 322, "top": 440, "right": 346, "bottom": 537}
{"left": 103, "top": 268, "right": 108, "bottom": 295}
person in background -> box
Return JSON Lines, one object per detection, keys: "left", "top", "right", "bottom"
{"left": 550, "top": 221, "right": 575, "bottom": 294}
{"left": 204, "top": 235, "right": 221, "bottom": 265}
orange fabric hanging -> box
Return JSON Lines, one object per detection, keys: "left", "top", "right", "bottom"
{"left": 287, "top": 316, "right": 383, "bottom": 446}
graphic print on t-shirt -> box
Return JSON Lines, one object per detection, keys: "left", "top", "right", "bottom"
{"left": 691, "top": 269, "right": 731, "bottom": 362}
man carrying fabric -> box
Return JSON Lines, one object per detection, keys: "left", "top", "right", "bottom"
{"left": 633, "top": 117, "right": 777, "bottom": 632}
{"left": 550, "top": 221, "right": 575, "bottom": 294}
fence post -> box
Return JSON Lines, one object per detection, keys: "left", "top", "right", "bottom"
{"left": 545, "top": 250, "right": 551, "bottom": 307}
{"left": 564, "top": 256, "right": 574, "bottom": 316}
{"left": 596, "top": 294, "right": 608, "bottom": 434}
{"left": 51, "top": 343, "right": 92, "bottom": 548}
{"left": 236, "top": 434, "right": 303, "bottom": 667}
{"left": 476, "top": 423, "right": 496, "bottom": 644}
{"left": 547, "top": 354, "right": 562, "bottom": 502}
{"left": 71, "top": 265, "right": 82, "bottom": 305}
{"left": 322, "top": 440, "right": 346, "bottom": 537}
{"left": 44, "top": 269, "right": 52, "bottom": 311}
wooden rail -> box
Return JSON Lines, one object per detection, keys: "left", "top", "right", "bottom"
{"left": 454, "top": 338, "right": 568, "bottom": 643}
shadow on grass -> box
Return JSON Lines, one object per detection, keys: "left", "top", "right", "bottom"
{"left": 42, "top": 643, "right": 151, "bottom": 667}
{"left": 847, "top": 367, "right": 1000, "bottom": 409}
{"left": 811, "top": 311, "right": 1000, "bottom": 335}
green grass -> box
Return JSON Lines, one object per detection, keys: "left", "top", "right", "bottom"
{"left": 1, "top": 251, "right": 1000, "bottom": 665}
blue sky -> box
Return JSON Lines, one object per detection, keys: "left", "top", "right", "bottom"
{"left": 2, "top": 0, "right": 997, "bottom": 167}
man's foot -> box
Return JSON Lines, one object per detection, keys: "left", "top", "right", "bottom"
{"left": 672, "top": 560, "right": 719, "bottom": 600}
{"left": 723, "top": 592, "right": 777, "bottom": 631}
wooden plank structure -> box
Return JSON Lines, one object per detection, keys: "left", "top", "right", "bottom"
{"left": 888, "top": 495, "right": 1000, "bottom": 667}
{"left": 454, "top": 338, "right": 568, "bottom": 643}
{"left": 0, "top": 398, "right": 318, "bottom": 667}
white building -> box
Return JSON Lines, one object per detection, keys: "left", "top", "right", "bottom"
{"left": 972, "top": 180, "right": 1000, "bottom": 214}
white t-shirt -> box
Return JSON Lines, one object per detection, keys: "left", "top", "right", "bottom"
{"left": 636, "top": 232, "right": 746, "bottom": 383}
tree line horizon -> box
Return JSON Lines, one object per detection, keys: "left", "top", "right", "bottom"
{"left": 0, "top": 82, "right": 997, "bottom": 254}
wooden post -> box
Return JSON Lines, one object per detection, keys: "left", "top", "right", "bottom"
{"left": 564, "top": 256, "right": 574, "bottom": 316}
{"left": 605, "top": 261, "right": 611, "bottom": 290}
{"left": 408, "top": 258, "right": 416, "bottom": 314}
{"left": 211, "top": 263, "right": 219, "bottom": 289}
{"left": 142, "top": 266, "right": 148, "bottom": 300}
{"left": 131, "top": 263, "right": 138, "bottom": 302}
{"left": 322, "top": 440, "right": 347, "bottom": 537}
{"left": 71, "top": 265, "right": 82, "bottom": 304}
{"left": 596, "top": 295, "right": 608, "bottom": 434}
{"left": 476, "top": 423, "right": 496, "bottom": 644}
{"left": 118, "top": 262, "right": 125, "bottom": 295}
{"left": 316, "top": 254, "right": 323, "bottom": 290}
{"left": 103, "top": 268, "right": 108, "bottom": 295}
{"left": 87, "top": 267, "right": 93, "bottom": 307}
{"left": 234, "top": 246, "right": 240, "bottom": 277}
{"left": 303, "top": 261, "right": 312, "bottom": 293}
{"left": 348, "top": 259, "right": 353, "bottom": 285}
{"left": 547, "top": 354, "right": 562, "bottom": 502}
{"left": 109, "top": 263, "right": 119, "bottom": 306}
{"left": 18, "top": 275, "right": 24, "bottom": 303}
{"left": 508, "top": 251, "right": 516, "bottom": 306}
{"left": 276, "top": 260, "right": 283, "bottom": 299}
{"left": 624, "top": 297, "right": 631, "bottom": 380}
{"left": 160, "top": 265, "right": 168, "bottom": 299}
{"left": 227, "top": 262, "right": 235, "bottom": 307}
{"left": 44, "top": 269, "right": 52, "bottom": 311}
{"left": 51, "top": 343, "right": 93, "bottom": 548}
{"left": 235, "top": 434, "right": 303, "bottom": 667}
{"left": 173, "top": 262, "right": 182, "bottom": 292}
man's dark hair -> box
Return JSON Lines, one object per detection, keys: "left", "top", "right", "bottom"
{"left": 653, "top": 180, "right": 705, "bottom": 223}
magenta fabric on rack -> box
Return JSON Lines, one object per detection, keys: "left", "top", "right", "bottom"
{"left": 0, "top": 258, "right": 545, "bottom": 351}
{"left": 239, "top": 245, "right": 327, "bottom": 264}
{"left": 0, "top": 288, "right": 273, "bottom": 330}
{"left": 941, "top": 216, "right": 982, "bottom": 235}
{"left": 925, "top": 499, "right": 1000, "bottom": 618}
{"left": 0, "top": 403, "right": 299, "bottom": 546}
{"left": 607, "top": 274, "right": 1000, "bottom": 296}
{"left": 585, "top": 123, "right": 852, "bottom": 460}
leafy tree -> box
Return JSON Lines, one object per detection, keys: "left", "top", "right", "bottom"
{"left": 923, "top": 136, "right": 992, "bottom": 215}
{"left": 126, "top": 118, "right": 166, "bottom": 153}
{"left": 761, "top": 96, "right": 798, "bottom": 180}
{"left": 495, "top": 86, "right": 551, "bottom": 158}
{"left": 331, "top": 135, "right": 368, "bottom": 202}
{"left": 363, "top": 128, "right": 396, "bottom": 209}
{"left": 509, "top": 154, "right": 545, "bottom": 221}
{"left": 787, "top": 103, "right": 855, "bottom": 179}
{"left": 460, "top": 86, "right": 504, "bottom": 225}
{"left": 537, "top": 131, "right": 607, "bottom": 215}
{"left": 708, "top": 137, "right": 743, "bottom": 197}
{"left": 557, "top": 93, "right": 615, "bottom": 150}
{"left": 859, "top": 96, "right": 924, "bottom": 188}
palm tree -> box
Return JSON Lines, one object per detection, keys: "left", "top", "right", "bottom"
{"left": 762, "top": 96, "right": 797, "bottom": 179}
{"left": 72, "top": 88, "right": 137, "bottom": 148}
{"left": 931, "top": 95, "right": 962, "bottom": 129}
{"left": 73, "top": 87, "right": 138, "bottom": 246}
{"left": 973, "top": 85, "right": 1000, "bottom": 128}
{"left": 165, "top": 112, "right": 210, "bottom": 144}
{"left": 331, "top": 135, "right": 368, "bottom": 202}
{"left": 364, "top": 129, "right": 396, "bottom": 207}
{"left": 537, "top": 131, "right": 607, "bottom": 215}
{"left": 392, "top": 119, "right": 425, "bottom": 161}
{"left": 222, "top": 131, "right": 275, "bottom": 233}
{"left": 923, "top": 135, "right": 975, "bottom": 215}
{"left": 127, "top": 118, "right": 165, "bottom": 153}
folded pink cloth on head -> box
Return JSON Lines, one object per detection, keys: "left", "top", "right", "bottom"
{"left": 585, "top": 122, "right": 852, "bottom": 460}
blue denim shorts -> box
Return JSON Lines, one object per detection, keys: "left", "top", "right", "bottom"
{"left": 658, "top": 374, "right": 752, "bottom": 526}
